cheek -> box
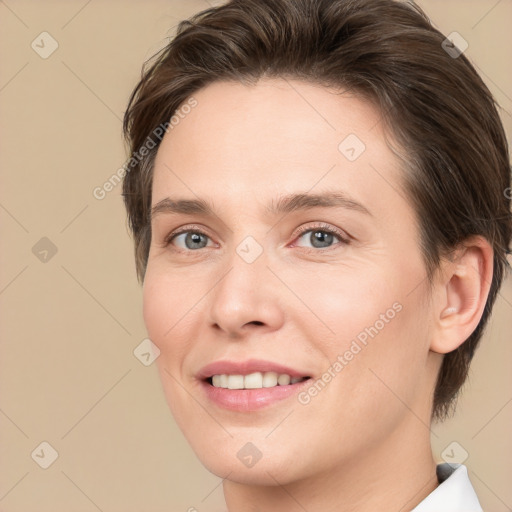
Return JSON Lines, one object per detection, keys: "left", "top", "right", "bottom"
{"left": 142, "top": 263, "right": 213, "bottom": 388}
{"left": 142, "top": 274, "right": 168, "bottom": 345}
{"left": 142, "top": 269, "right": 197, "bottom": 421}
{"left": 293, "top": 260, "right": 431, "bottom": 402}
{"left": 285, "top": 262, "right": 401, "bottom": 350}
{"left": 142, "top": 268, "right": 191, "bottom": 353}
{"left": 329, "top": 287, "right": 432, "bottom": 426}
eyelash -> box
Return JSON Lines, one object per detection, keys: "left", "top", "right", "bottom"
{"left": 163, "top": 222, "right": 350, "bottom": 253}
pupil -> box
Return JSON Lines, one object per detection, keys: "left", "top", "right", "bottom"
{"left": 312, "top": 231, "right": 333, "bottom": 248}
{"left": 187, "top": 232, "right": 205, "bottom": 249}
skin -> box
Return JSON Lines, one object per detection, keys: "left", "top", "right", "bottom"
{"left": 142, "top": 78, "right": 493, "bottom": 511}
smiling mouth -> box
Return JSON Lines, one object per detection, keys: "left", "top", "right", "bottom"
{"left": 205, "top": 371, "right": 311, "bottom": 390}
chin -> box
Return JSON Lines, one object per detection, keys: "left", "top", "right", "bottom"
{"left": 202, "top": 454, "right": 298, "bottom": 486}
{"left": 183, "top": 432, "right": 305, "bottom": 485}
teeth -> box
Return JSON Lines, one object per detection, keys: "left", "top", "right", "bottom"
{"left": 244, "top": 372, "right": 262, "bottom": 389}
{"left": 262, "top": 371, "right": 278, "bottom": 387}
{"left": 227, "top": 375, "right": 244, "bottom": 389}
{"left": 210, "top": 372, "right": 307, "bottom": 389}
{"left": 277, "top": 374, "right": 291, "bottom": 385}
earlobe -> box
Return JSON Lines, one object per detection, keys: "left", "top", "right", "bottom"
{"left": 430, "top": 237, "right": 493, "bottom": 354}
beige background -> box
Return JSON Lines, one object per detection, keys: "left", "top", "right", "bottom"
{"left": 0, "top": 1, "right": 511, "bottom": 511}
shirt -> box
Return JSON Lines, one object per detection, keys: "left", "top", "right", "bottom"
{"left": 411, "top": 463, "right": 483, "bottom": 511}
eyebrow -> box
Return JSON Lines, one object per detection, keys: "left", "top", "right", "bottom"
{"left": 150, "top": 191, "right": 372, "bottom": 220}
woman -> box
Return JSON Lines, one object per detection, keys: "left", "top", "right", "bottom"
{"left": 122, "top": 0, "right": 511, "bottom": 509}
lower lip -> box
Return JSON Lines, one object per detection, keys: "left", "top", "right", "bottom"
{"left": 200, "top": 379, "right": 312, "bottom": 411}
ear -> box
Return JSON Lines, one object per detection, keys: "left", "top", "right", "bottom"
{"left": 430, "top": 236, "right": 494, "bottom": 354}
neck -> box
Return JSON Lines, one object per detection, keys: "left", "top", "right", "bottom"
{"left": 222, "top": 417, "right": 438, "bottom": 512}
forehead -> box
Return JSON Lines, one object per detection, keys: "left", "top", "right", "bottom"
{"left": 151, "top": 78, "right": 408, "bottom": 222}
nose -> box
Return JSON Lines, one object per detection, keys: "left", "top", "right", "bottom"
{"left": 206, "top": 243, "right": 285, "bottom": 338}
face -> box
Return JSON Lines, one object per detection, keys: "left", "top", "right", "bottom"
{"left": 143, "top": 78, "right": 440, "bottom": 485}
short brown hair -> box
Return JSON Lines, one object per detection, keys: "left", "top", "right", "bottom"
{"left": 122, "top": 0, "right": 511, "bottom": 421}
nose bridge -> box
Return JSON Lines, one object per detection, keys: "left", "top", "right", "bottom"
{"left": 215, "top": 232, "right": 268, "bottom": 307}
{"left": 207, "top": 232, "right": 282, "bottom": 334}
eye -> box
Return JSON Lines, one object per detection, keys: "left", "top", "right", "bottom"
{"left": 293, "top": 223, "right": 350, "bottom": 251}
{"left": 165, "top": 227, "right": 215, "bottom": 251}
{"left": 163, "top": 222, "right": 350, "bottom": 253}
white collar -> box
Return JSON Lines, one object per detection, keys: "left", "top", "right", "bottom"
{"left": 411, "top": 463, "right": 483, "bottom": 512}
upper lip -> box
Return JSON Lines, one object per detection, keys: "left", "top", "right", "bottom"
{"left": 197, "top": 359, "right": 311, "bottom": 380}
